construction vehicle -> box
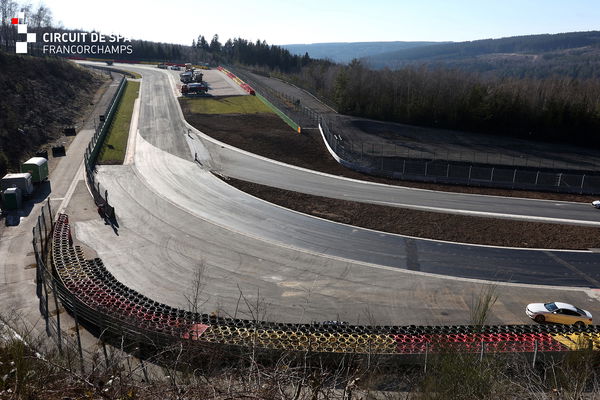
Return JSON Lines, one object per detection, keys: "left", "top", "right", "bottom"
{"left": 193, "top": 72, "right": 204, "bottom": 82}
{"left": 21, "top": 157, "right": 48, "bottom": 183}
{"left": 181, "top": 82, "right": 208, "bottom": 95}
{"left": 180, "top": 71, "right": 193, "bottom": 83}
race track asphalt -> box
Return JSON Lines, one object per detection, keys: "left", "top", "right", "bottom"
{"left": 72, "top": 63, "right": 600, "bottom": 325}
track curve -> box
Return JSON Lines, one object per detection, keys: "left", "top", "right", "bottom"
{"left": 72, "top": 62, "right": 600, "bottom": 326}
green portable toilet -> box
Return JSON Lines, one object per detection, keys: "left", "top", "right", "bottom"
{"left": 21, "top": 157, "right": 48, "bottom": 183}
{"left": 2, "top": 187, "right": 22, "bottom": 210}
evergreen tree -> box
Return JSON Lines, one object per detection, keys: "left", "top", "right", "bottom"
{"left": 209, "top": 34, "right": 221, "bottom": 53}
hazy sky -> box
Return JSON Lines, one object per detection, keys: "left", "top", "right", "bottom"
{"left": 37, "top": 0, "right": 600, "bottom": 45}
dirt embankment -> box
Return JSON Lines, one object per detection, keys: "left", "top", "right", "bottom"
{"left": 0, "top": 51, "right": 107, "bottom": 176}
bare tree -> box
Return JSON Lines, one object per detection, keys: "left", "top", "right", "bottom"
{"left": 0, "top": 0, "right": 18, "bottom": 49}
{"left": 184, "top": 261, "right": 207, "bottom": 315}
{"left": 30, "top": 3, "right": 52, "bottom": 28}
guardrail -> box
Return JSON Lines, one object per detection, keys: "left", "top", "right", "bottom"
{"left": 82, "top": 76, "right": 127, "bottom": 221}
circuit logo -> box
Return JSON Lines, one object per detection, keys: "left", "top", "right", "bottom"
{"left": 12, "top": 12, "right": 36, "bottom": 54}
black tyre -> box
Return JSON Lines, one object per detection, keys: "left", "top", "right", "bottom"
{"left": 573, "top": 321, "right": 585, "bottom": 329}
{"left": 534, "top": 315, "right": 545, "bottom": 323}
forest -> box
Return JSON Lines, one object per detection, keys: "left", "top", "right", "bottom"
{"left": 2, "top": 0, "right": 600, "bottom": 149}
{"left": 190, "top": 30, "right": 600, "bottom": 147}
{"left": 280, "top": 60, "right": 600, "bottom": 146}
{"left": 0, "top": 0, "right": 308, "bottom": 72}
{"left": 364, "top": 31, "right": 600, "bottom": 79}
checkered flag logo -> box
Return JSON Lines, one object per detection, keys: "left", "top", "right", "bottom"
{"left": 11, "top": 12, "right": 36, "bottom": 54}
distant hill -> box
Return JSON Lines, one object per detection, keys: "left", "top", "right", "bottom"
{"left": 282, "top": 41, "right": 441, "bottom": 63}
{"left": 363, "top": 31, "right": 600, "bottom": 78}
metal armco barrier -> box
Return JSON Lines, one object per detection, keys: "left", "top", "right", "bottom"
{"left": 46, "top": 213, "right": 600, "bottom": 356}
{"left": 82, "top": 76, "right": 127, "bottom": 220}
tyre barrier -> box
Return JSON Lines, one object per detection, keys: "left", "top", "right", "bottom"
{"left": 51, "top": 214, "right": 600, "bottom": 355}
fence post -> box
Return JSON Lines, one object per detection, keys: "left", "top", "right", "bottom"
{"left": 40, "top": 259, "right": 50, "bottom": 324}
{"left": 535, "top": 171, "right": 540, "bottom": 185}
{"left": 446, "top": 164, "right": 450, "bottom": 178}
{"left": 479, "top": 340, "right": 485, "bottom": 362}
{"left": 50, "top": 278, "right": 63, "bottom": 353}
{"left": 424, "top": 342, "right": 429, "bottom": 373}
{"left": 490, "top": 167, "right": 494, "bottom": 182}
{"left": 71, "top": 297, "right": 85, "bottom": 375}
{"left": 468, "top": 166, "right": 472, "bottom": 182}
{"left": 102, "top": 340, "right": 110, "bottom": 369}
{"left": 402, "top": 160, "right": 406, "bottom": 175}
{"left": 47, "top": 198, "right": 53, "bottom": 226}
{"left": 580, "top": 174, "right": 585, "bottom": 193}
{"left": 557, "top": 173, "right": 562, "bottom": 188}
{"left": 41, "top": 208, "right": 48, "bottom": 245}
{"left": 37, "top": 218, "right": 44, "bottom": 255}
{"left": 512, "top": 169, "right": 517, "bottom": 187}
{"left": 532, "top": 340, "right": 538, "bottom": 367}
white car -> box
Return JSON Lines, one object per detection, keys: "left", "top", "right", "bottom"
{"left": 526, "top": 302, "right": 593, "bottom": 327}
{"left": 592, "top": 200, "right": 600, "bottom": 209}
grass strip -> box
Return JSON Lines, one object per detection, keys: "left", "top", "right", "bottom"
{"left": 180, "top": 95, "right": 272, "bottom": 114}
{"left": 97, "top": 80, "right": 140, "bottom": 164}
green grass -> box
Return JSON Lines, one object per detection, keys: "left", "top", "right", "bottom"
{"left": 97, "top": 80, "right": 140, "bottom": 164}
{"left": 181, "top": 95, "right": 273, "bottom": 114}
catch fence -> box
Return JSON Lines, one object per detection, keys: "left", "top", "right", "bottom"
{"left": 319, "top": 119, "right": 600, "bottom": 194}
{"left": 229, "top": 68, "right": 600, "bottom": 194}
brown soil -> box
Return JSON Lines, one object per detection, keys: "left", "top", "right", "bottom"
{"left": 223, "top": 177, "right": 600, "bottom": 250}
{"left": 182, "top": 106, "right": 594, "bottom": 202}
